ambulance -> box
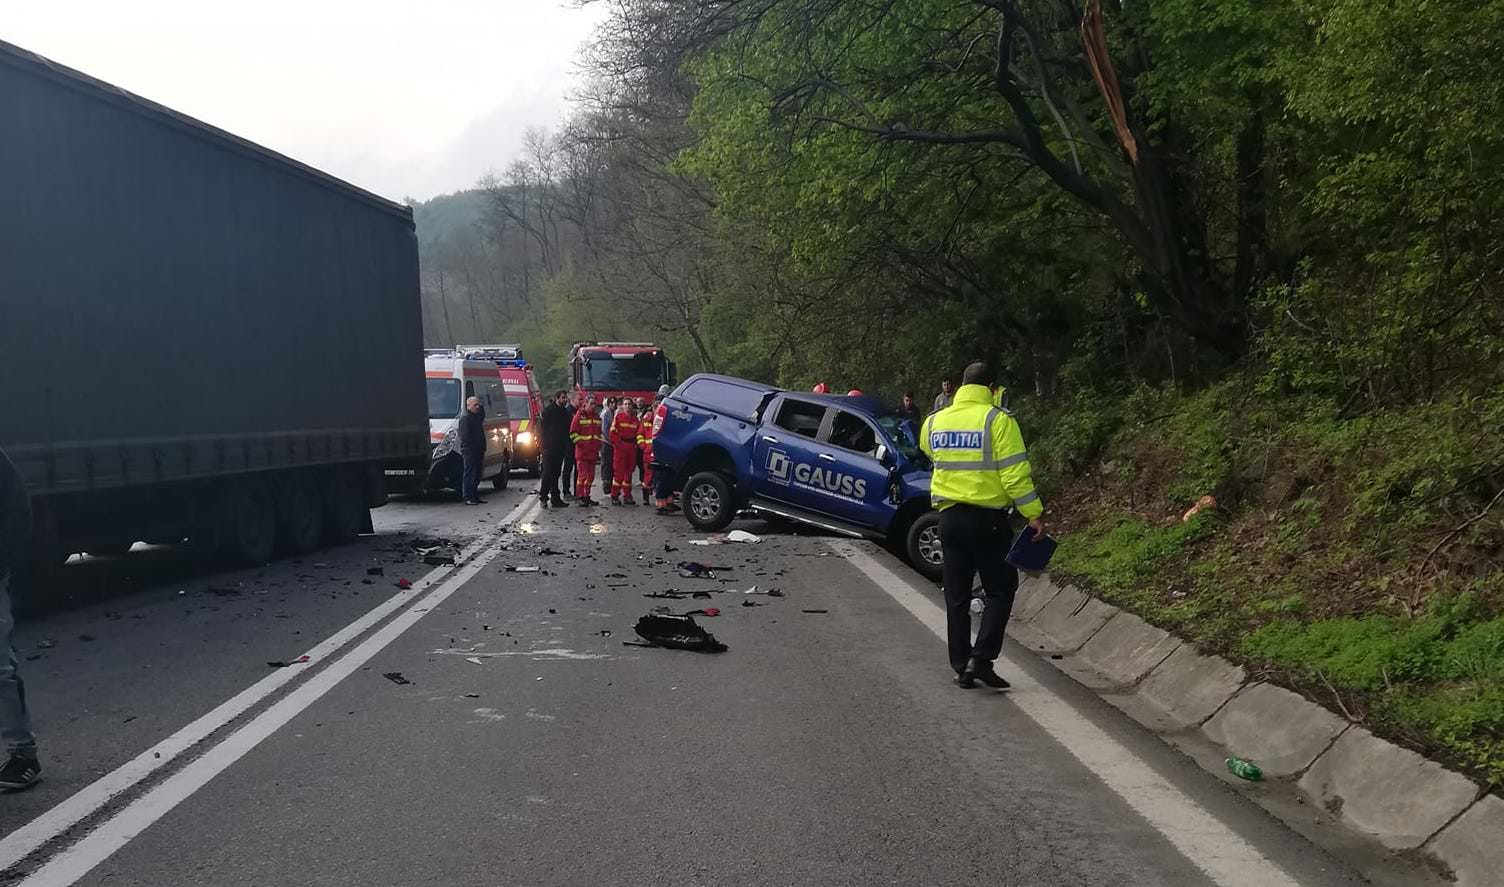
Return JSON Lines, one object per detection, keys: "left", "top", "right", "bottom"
{"left": 411, "top": 349, "right": 513, "bottom": 494}
{"left": 458, "top": 345, "right": 545, "bottom": 475}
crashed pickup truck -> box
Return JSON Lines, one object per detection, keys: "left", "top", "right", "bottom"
{"left": 651, "top": 374, "right": 942, "bottom": 579}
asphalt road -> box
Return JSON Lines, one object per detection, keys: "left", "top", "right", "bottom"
{"left": 0, "top": 488, "right": 1376, "bottom": 886}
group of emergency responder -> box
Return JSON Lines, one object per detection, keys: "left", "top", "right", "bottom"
{"left": 536, "top": 385, "right": 677, "bottom": 514}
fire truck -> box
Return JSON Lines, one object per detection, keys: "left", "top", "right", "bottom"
{"left": 459, "top": 345, "right": 545, "bottom": 475}
{"left": 568, "top": 342, "right": 677, "bottom": 407}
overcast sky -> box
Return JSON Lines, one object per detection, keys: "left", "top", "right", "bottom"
{"left": 2, "top": 0, "right": 606, "bottom": 202}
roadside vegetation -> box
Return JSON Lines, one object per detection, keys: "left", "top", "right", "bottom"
{"left": 409, "top": 0, "right": 1503, "bottom": 782}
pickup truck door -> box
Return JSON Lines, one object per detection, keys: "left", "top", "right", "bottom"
{"left": 751, "top": 397, "right": 836, "bottom": 514}
{"left": 815, "top": 407, "right": 894, "bottom": 529}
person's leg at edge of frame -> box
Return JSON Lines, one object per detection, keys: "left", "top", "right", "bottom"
{"left": 938, "top": 506, "right": 979, "bottom": 684}
{"left": 0, "top": 570, "right": 41, "bottom": 790}
{"left": 539, "top": 450, "right": 562, "bottom": 505}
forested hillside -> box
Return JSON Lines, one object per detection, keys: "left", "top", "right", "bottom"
{"left": 417, "top": 0, "right": 1504, "bottom": 781}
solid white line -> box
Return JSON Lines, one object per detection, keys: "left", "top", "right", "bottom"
{"left": 0, "top": 499, "right": 532, "bottom": 874}
{"left": 21, "top": 497, "right": 540, "bottom": 886}
{"left": 829, "top": 540, "right": 1303, "bottom": 887}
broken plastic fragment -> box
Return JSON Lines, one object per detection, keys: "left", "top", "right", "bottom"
{"left": 725, "top": 530, "right": 762, "bottom": 544}
{"left": 383, "top": 672, "right": 412, "bottom": 685}
{"left": 632, "top": 613, "right": 728, "bottom": 653}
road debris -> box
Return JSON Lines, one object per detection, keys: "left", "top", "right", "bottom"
{"left": 396, "top": 578, "right": 413, "bottom": 589}
{"left": 465, "top": 657, "right": 485, "bottom": 665}
{"left": 366, "top": 567, "right": 385, "bottom": 576}
{"left": 737, "top": 585, "right": 785, "bottom": 597}
{"left": 383, "top": 672, "right": 412, "bottom": 685}
{"left": 677, "top": 561, "right": 728, "bottom": 579}
{"left": 208, "top": 584, "right": 243, "bottom": 597}
{"left": 422, "top": 554, "right": 455, "bottom": 566}
{"left": 633, "top": 613, "right": 728, "bottom": 653}
{"left": 725, "top": 530, "right": 762, "bottom": 544}
{"left": 1226, "top": 756, "right": 1263, "bottom": 781}
{"left": 35, "top": 639, "right": 55, "bottom": 650}
{"left": 741, "top": 600, "right": 762, "bottom": 607}
{"left": 688, "top": 539, "right": 722, "bottom": 546}
{"left": 267, "top": 655, "right": 311, "bottom": 668}
{"left": 463, "top": 692, "right": 481, "bottom": 698}
{"left": 801, "top": 609, "right": 829, "bottom": 614}
{"left": 506, "top": 566, "right": 541, "bottom": 573}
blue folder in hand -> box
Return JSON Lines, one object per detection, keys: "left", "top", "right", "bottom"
{"left": 1006, "top": 528, "right": 1058, "bottom": 572}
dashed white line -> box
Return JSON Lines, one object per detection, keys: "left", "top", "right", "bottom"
{"left": 830, "top": 539, "right": 1303, "bottom": 887}
{"left": 3, "top": 497, "right": 537, "bottom": 882}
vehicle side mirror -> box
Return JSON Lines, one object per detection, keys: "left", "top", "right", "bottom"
{"left": 875, "top": 444, "right": 892, "bottom": 466}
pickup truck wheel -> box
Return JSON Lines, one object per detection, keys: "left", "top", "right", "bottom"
{"left": 906, "top": 511, "right": 944, "bottom": 582}
{"left": 683, "top": 472, "right": 736, "bottom": 531}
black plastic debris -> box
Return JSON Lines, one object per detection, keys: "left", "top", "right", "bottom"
{"left": 383, "top": 672, "right": 412, "bottom": 685}
{"left": 422, "top": 554, "right": 455, "bottom": 566}
{"left": 676, "top": 561, "right": 728, "bottom": 579}
{"left": 596, "top": 629, "right": 613, "bottom": 638}
{"left": 741, "top": 600, "right": 763, "bottom": 608}
{"left": 645, "top": 591, "right": 689, "bottom": 600}
{"left": 691, "top": 591, "right": 714, "bottom": 600}
{"left": 632, "top": 613, "right": 728, "bottom": 653}
{"left": 538, "top": 547, "right": 565, "bottom": 556}
{"left": 664, "top": 543, "right": 677, "bottom": 552}
{"left": 35, "top": 639, "right": 55, "bottom": 649}
{"left": 801, "top": 609, "right": 829, "bottom": 614}
{"left": 366, "top": 567, "right": 385, "bottom": 576}
{"left": 268, "top": 655, "right": 311, "bottom": 668}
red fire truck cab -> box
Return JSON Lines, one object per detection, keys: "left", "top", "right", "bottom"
{"left": 568, "top": 342, "right": 677, "bottom": 407}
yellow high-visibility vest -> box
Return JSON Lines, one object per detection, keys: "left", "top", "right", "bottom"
{"left": 919, "top": 384, "right": 1043, "bottom": 518}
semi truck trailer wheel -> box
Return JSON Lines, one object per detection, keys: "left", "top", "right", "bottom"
{"left": 322, "top": 468, "right": 365, "bottom": 544}
{"left": 272, "top": 472, "right": 324, "bottom": 555}
{"left": 212, "top": 478, "right": 276, "bottom": 565}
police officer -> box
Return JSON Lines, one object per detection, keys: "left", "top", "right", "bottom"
{"left": 920, "top": 361, "right": 1046, "bottom": 689}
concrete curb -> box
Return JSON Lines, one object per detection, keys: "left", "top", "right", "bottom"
{"left": 1010, "top": 575, "right": 1063, "bottom": 623}
{"left": 1298, "top": 728, "right": 1480, "bottom": 850}
{"left": 1008, "top": 577, "right": 1497, "bottom": 880}
{"left": 1426, "top": 794, "right": 1504, "bottom": 887}
{"left": 1203, "top": 682, "right": 1349, "bottom": 777}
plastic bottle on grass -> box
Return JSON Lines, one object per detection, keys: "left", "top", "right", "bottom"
{"left": 1225, "top": 756, "right": 1263, "bottom": 781}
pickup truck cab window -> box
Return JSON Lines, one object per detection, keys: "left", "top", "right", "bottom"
{"left": 774, "top": 399, "right": 827, "bottom": 438}
{"left": 826, "top": 408, "right": 879, "bottom": 457}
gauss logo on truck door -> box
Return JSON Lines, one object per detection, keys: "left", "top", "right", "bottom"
{"left": 766, "top": 448, "right": 794, "bottom": 485}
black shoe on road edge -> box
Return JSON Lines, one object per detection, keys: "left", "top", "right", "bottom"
{"left": 963, "top": 657, "right": 1011, "bottom": 689}
{"left": 0, "top": 756, "right": 41, "bottom": 791}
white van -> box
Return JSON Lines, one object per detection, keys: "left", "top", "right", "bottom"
{"left": 417, "top": 350, "right": 513, "bottom": 493}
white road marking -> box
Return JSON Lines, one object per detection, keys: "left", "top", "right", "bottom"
{"left": 5, "top": 497, "right": 538, "bottom": 883}
{"left": 830, "top": 540, "right": 1303, "bottom": 887}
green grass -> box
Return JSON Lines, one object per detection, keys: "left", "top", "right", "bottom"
{"left": 1030, "top": 377, "right": 1504, "bottom": 785}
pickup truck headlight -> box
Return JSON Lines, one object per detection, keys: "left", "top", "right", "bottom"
{"left": 431, "top": 427, "right": 458, "bottom": 460}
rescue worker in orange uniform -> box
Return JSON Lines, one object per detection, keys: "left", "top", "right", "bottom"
{"left": 568, "top": 394, "right": 603, "bottom": 506}
{"left": 608, "top": 398, "right": 642, "bottom": 505}
{"left": 637, "top": 402, "right": 655, "bottom": 503}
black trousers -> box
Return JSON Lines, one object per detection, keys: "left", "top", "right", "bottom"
{"left": 539, "top": 447, "right": 566, "bottom": 501}
{"left": 460, "top": 449, "right": 482, "bottom": 502}
{"left": 939, "top": 504, "right": 1019, "bottom": 674}
{"left": 601, "top": 444, "right": 614, "bottom": 491}
{"left": 561, "top": 447, "right": 576, "bottom": 494}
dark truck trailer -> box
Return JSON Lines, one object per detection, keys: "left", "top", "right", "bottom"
{"left": 0, "top": 40, "right": 427, "bottom": 571}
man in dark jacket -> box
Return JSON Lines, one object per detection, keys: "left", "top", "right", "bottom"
{"left": 537, "top": 390, "right": 572, "bottom": 508}
{"left": 458, "top": 396, "right": 487, "bottom": 506}
{"left": 0, "top": 447, "right": 41, "bottom": 790}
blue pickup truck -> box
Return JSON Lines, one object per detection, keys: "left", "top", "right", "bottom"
{"left": 651, "top": 374, "right": 943, "bottom": 579}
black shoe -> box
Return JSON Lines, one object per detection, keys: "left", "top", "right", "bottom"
{"left": 464, "top": 499, "right": 479, "bottom": 506}
{"left": 622, "top": 498, "right": 638, "bottom": 506}
{"left": 655, "top": 507, "right": 673, "bottom": 516}
{"left": 954, "top": 671, "right": 977, "bottom": 690}
{"left": 0, "top": 755, "right": 41, "bottom": 791}
{"left": 964, "top": 657, "right": 1011, "bottom": 689}
{"left": 551, "top": 499, "right": 570, "bottom": 508}
{"left": 539, "top": 498, "right": 551, "bottom": 509}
